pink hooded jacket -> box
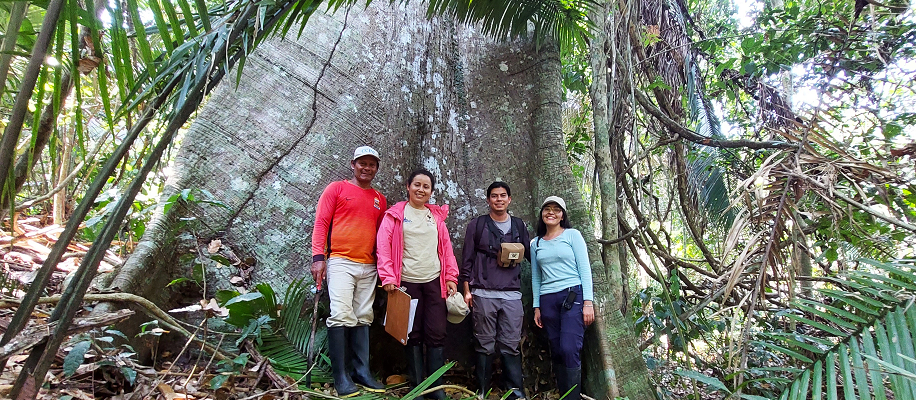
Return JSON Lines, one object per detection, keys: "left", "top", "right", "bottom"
{"left": 376, "top": 201, "right": 459, "bottom": 299}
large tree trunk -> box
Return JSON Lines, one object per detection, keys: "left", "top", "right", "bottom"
{"left": 96, "top": 2, "right": 651, "bottom": 398}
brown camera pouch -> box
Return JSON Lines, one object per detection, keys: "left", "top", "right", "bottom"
{"left": 498, "top": 242, "right": 525, "bottom": 267}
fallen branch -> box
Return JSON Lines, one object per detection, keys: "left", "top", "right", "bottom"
{"left": 244, "top": 341, "right": 291, "bottom": 390}
{"left": 0, "top": 292, "right": 231, "bottom": 361}
{"left": 0, "top": 309, "right": 134, "bottom": 360}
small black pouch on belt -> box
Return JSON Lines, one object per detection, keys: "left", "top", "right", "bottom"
{"left": 562, "top": 289, "right": 577, "bottom": 310}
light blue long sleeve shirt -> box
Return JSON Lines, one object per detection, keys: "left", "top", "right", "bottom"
{"left": 530, "top": 229, "right": 594, "bottom": 308}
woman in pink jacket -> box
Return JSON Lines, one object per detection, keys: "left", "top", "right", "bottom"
{"left": 377, "top": 168, "right": 459, "bottom": 400}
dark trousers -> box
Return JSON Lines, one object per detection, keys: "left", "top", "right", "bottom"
{"left": 539, "top": 286, "right": 585, "bottom": 368}
{"left": 403, "top": 278, "right": 447, "bottom": 347}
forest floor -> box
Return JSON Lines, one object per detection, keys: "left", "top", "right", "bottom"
{"left": 0, "top": 214, "right": 713, "bottom": 399}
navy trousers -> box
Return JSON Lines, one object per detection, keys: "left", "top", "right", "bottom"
{"left": 539, "top": 286, "right": 585, "bottom": 368}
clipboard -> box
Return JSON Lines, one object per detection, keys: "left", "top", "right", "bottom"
{"left": 384, "top": 288, "right": 417, "bottom": 345}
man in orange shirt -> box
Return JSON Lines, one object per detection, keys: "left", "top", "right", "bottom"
{"left": 311, "top": 146, "right": 387, "bottom": 397}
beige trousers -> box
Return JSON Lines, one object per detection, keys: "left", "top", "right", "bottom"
{"left": 326, "top": 257, "right": 378, "bottom": 327}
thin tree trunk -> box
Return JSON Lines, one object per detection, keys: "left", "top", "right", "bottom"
{"left": 3, "top": 0, "right": 104, "bottom": 213}
{"left": 0, "top": 1, "right": 29, "bottom": 100}
{"left": 534, "top": 38, "right": 654, "bottom": 400}
{"left": 589, "top": 0, "right": 626, "bottom": 314}
{"left": 11, "top": 72, "right": 73, "bottom": 203}
{"left": 0, "top": 0, "right": 65, "bottom": 203}
{"left": 53, "top": 125, "right": 72, "bottom": 224}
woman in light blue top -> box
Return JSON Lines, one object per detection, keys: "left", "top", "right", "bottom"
{"left": 531, "top": 196, "right": 594, "bottom": 400}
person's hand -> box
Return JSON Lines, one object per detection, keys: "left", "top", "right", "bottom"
{"left": 464, "top": 291, "right": 473, "bottom": 307}
{"left": 583, "top": 301, "right": 595, "bottom": 326}
{"left": 311, "top": 260, "right": 326, "bottom": 291}
{"left": 446, "top": 281, "right": 457, "bottom": 296}
{"left": 383, "top": 284, "right": 398, "bottom": 292}
{"left": 534, "top": 308, "right": 543, "bottom": 328}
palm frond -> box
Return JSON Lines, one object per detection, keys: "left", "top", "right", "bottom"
{"left": 684, "top": 146, "right": 735, "bottom": 228}
{"left": 257, "top": 278, "right": 332, "bottom": 385}
{"left": 425, "top": 0, "right": 593, "bottom": 52}
{"left": 685, "top": 53, "right": 721, "bottom": 140}
{"left": 673, "top": 14, "right": 735, "bottom": 229}
{"left": 768, "top": 259, "right": 916, "bottom": 399}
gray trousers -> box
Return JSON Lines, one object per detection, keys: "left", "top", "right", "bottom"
{"left": 472, "top": 296, "right": 523, "bottom": 355}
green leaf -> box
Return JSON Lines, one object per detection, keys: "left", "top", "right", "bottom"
{"left": 849, "top": 339, "right": 872, "bottom": 400}
{"left": 209, "top": 373, "right": 230, "bottom": 389}
{"left": 884, "top": 122, "right": 903, "bottom": 140}
{"left": 862, "top": 330, "right": 889, "bottom": 400}
{"left": 225, "top": 291, "right": 264, "bottom": 307}
{"left": 105, "top": 329, "right": 129, "bottom": 340}
{"left": 673, "top": 370, "right": 730, "bottom": 393}
{"left": 785, "top": 313, "right": 847, "bottom": 337}
{"left": 741, "top": 36, "right": 759, "bottom": 53}
{"left": 256, "top": 282, "right": 278, "bottom": 317}
{"left": 167, "top": 277, "right": 190, "bottom": 287}
{"left": 403, "top": 362, "right": 455, "bottom": 400}
{"left": 121, "top": 366, "right": 137, "bottom": 385}
{"left": 192, "top": 262, "right": 205, "bottom": 283}
{"left": 862, "top": 354, "right": 916, "bottom": 381}
{"left": 837, "top": 343, "right": 856, "bottom": 400}
{"left": 63, "top": 341, "right": 91, "bottom": 376}
{"left": 752, "top": 340, "right": 813, "bottom": 363}
{"left": 215, "top": 289, "right": 241, "bottom": 305}
{"left": 646, "top": 75, "right": 672, "bottom": 91}
{"left": 210, "top": 254, "right": 232, "bottom": 266}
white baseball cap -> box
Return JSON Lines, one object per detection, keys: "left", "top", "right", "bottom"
{"left": 541, "top": 196, "right": 567, "bottom": 212}
{"left": 352, "top": 146, "right": 380, "bottom": 162}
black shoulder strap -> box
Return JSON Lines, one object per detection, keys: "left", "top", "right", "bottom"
{"left": 484, "top": 218, "right": 503, "bottom": 241}
{"left": 474, "top": 215, "right": 488, "bottom": 249}
{"left": 474, "top": 215, "right": 505, "bottom": 258}
{"left": 510, "top": 217, "right": 524, "bottom": 242}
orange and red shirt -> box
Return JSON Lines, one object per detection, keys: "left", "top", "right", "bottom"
{"left": 311, "top": 180, "right": 387, "bottom": 264}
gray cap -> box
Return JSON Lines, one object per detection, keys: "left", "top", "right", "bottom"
{"left": 446, "top": 292, "right": 469, "bottom": 324}
{"left": 541, "top": 195, "right": 567, "bottom": 212}
{"left": 352, "top": 146, "right": 380, "bottom": 161}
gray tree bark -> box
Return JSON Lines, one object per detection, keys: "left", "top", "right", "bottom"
{"left": 588, "top": 0, "right": 626, "bottom": 314}
{"left": 96, "top": 2, "right": 652, "bottom": 398}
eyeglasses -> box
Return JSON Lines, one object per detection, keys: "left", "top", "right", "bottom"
{"left": 542, "top": 206, "right": 563, "bottom": 214}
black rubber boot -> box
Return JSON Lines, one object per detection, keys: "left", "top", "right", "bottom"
{"left": 425, "top": 347, "right": 447, "bottom": 400}
{"left": 501, "top": 353, "right": 526, "bottom": 400}
{"left": 348, "top": 326, "right": 385, "bottom": 392}
{"left": 405, "top": 345, "right": 425, "bottom": 388}
{"left": 474, "top": 353, "right": 493, "bottom": 399}
{"left": 328, "top": 327, "right": 359, "bottom": 398}
{"left": 554, "top": 364, "right": 567, "bottom": 399}
{"left": 562, "top": 367, "right": 581, "bottom": 400}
